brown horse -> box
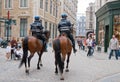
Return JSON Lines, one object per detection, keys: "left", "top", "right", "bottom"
{"left": 53, "top": 33, "right": 72, "bottom": 80}
{"left": 19, "top": 30, "right": 50, "bottom": 74}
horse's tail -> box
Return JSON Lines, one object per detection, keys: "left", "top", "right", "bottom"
{"left": 53, "top": 39, "right": 64, "bottom": 72}
{"left": 19, "top": 37, "right": 28, "bottom": 68}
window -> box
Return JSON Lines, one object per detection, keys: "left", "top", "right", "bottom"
{"left": 45, "top": 0, "right": 48, "bottom": 12}
{"left": 45, "top": 21, "right": 47, "bottom": 30}
{"left": 50, "top": 0, "right": 52, "bottom": 14}
{"left": 49, "top": 23, "right": 52, "bottom": 38}
{"left": 20, "top": 18, "right": 27, "bottom": 37}
{"left": 52, "top": 24, "right": 54, "bottom": 38}
{"left": 55, "top": 25, "right": 57, "bottom": 37}
{"left": 40, "top": 0, "right": 43, "bottom": 9}
{"left": 56, "top": 5, "right": 58, "bottom": 17}
{"left": 5, "top": 26, "right": 11, "bottom": 38}
{"left": 20, "top": 0, "right": 28, "bottom": 7}
{"left": 113, "top": 15, "right": 120, "bottom": 45}
{"left": 5, "top": 0, "right": 12, "bottom": 9}
{"left": 53, "top": 4, "right": 55, "bottom": 16}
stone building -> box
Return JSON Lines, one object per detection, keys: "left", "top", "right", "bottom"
{"left": 0, "top": 0, "right": 61, "bottom": 40}
{"left": 0, "top": 0, "right": 78, "bottom": 40}
{"left": 86, "top": 2, "right": 96, "bottom": 38}
{"left": 76, "top": 15, "right": 86, "bottom": 37}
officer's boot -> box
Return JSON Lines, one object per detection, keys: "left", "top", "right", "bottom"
{"left": 72, "top": 42, "right": 77, "bottom": 53}
{"left": 43, "top": 41, "right": 47, "bottom": 52}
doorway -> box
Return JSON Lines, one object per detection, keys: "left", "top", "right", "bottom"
{"left": 104, "top": 25, "right": 109, "bottom": 52}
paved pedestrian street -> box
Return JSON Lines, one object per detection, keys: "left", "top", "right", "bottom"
{"left": 0, "top": 46, "right": 120, "bottom": 82}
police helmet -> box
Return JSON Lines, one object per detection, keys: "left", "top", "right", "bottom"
{"left": 34, "top": 16, "right": 40, "bottom": 20}
{"left": 61, "top": 13, "right": 68, "bottom": 18}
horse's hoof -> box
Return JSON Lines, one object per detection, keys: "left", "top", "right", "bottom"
{"left": 40, "top": 64, "right": 43, "bottom": 67}
{"left": 55, "top": 71, "right": 58, "bottom": 74}
{"left": 25, "top": 70, "right": 29, "bottom": 74}
{"left": 60, "top": 77, "right": 64, "bottom": 80}
{"left": 65, "top": 69, "right": 69, "bottom": 72}
{"left": 37, "top": 67, "right": 40, "bottom": 70}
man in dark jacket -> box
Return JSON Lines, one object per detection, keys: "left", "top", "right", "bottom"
{"left": 30, "top": 16, "right": 47, "bottom": 52}
{"left": 58, "top": 13, "right": 77, "bottom": 53}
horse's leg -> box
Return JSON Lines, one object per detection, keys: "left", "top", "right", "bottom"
{"left": 24, "top": 58, "right": 28, "bottom": 74}
{"left": 22, "top": 54, "right": 28, "bottom": 74}
{"left": 37, "top": 52, "right": 43, "bottom": 69}
{"left": 40, "top": 52, "right": 44, "bottom": 66}
{"left": 60, "top": 61, "right": 64, "bottom": 80}
{"left": 55, "top": 59, "right": 58, "bottom": 74}
{"left": 40, "top": 60, "right": 43, "bottom": 66}
{"left": 60, "top": 56, "right": 65, "bottom": 80}
{"left": 28, "top": 53, "right": 34, "bottom": 72}
{"left": 65, "top": 54, "right": 70, "bottom": 72}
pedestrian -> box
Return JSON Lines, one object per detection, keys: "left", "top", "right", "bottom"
{"left": 83, "top": 38, "right": 87, "bottom": 51}
{"left": 10, "top": 37, "right": 17, "bottom": 59}
{"left": 92, "top": 39, "right": 96, "bottom": 49}
{"left": 17, "top": 38, "right": 22, "bottom": 48}
{"left": 14, "top": 46, "right": 23, "bottom": 60}
{"left": 86, "top": 36, "right": 93, "bottom": 56}
{"left": 5, "top": 42, "right": 12, "bottom": 60}
{"left": 108, "top": 35, "right": 119, "bottom": 60}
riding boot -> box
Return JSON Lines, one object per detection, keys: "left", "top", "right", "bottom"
{"left": 72, "top": 42, "right": 77, "bottom": 53}
{"left": 43, "top": 41, "right": 47, "bottom": 52}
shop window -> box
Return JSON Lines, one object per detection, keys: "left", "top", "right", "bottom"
{"left": 98, "top": 20, "right": 104, "bottom": 46}
{"left": 113, "top": 15, "right": 120, "bottom": 44}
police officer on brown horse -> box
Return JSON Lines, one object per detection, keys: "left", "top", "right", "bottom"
{"left": 58, "top": 13, "right": 77, "bottom": 53}
{"left": 30, "top": 16, "right": 47, "bottom": 52}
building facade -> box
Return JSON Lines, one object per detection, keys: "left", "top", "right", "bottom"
{"left": 95, "top": 0, "right": 120, "bottom": 52}
{"left": 95, "top": 0, "right": 118, "bottom": 12}
{"left": 76, "top": 15, "right": 86, "bottom": 37}
{"left": 0, "top": 0, "right": 1, "bottom": 17}
{"left": 0, "top": 0, "right": 2, "bottom": 37}
{"left": 0, "top": 0, "right": 61, "bottom": 40}
{"left": 0, "top": 0, "right": 78, "bottom": 41}
{"left": 86, "top": 2, "right": 96, "bottom": 38}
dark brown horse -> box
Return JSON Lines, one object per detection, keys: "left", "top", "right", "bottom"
{"left": 19, "top": 30, "right": 50, "bottom": 74}
{"left": 53, "top": 33, "right": 72, "bottom": 80}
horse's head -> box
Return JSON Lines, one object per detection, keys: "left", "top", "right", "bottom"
{"left": 44, "top": 30, "right": 50, "bottom": 41}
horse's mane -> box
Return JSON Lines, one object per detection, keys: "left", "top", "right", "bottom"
{"left": 60, "top": 32, "right": 67, "bottom": 37}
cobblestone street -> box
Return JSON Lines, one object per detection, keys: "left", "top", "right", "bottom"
{"left": 0, "top": 46, "right": 120, "bottom": 82}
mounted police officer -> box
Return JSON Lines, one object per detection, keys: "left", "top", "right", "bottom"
{"left": 58, "top": 13, "right": 77, "bottom": 53}
{"left": 30, "top": 16, "right": 47, "bottom": 52}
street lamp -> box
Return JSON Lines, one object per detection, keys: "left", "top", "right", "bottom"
{"left": 6, "top": 10, "right": 10, "bottom": 41}
{"left": 5, "top": 11, "right": 16, "bottom": 41}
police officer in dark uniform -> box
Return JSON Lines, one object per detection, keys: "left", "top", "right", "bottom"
{"left": 58, "top": 13, "right": 77, "bottom": 53}
{"left": 30, "top": 16, "right": 47, "bottom": 52}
